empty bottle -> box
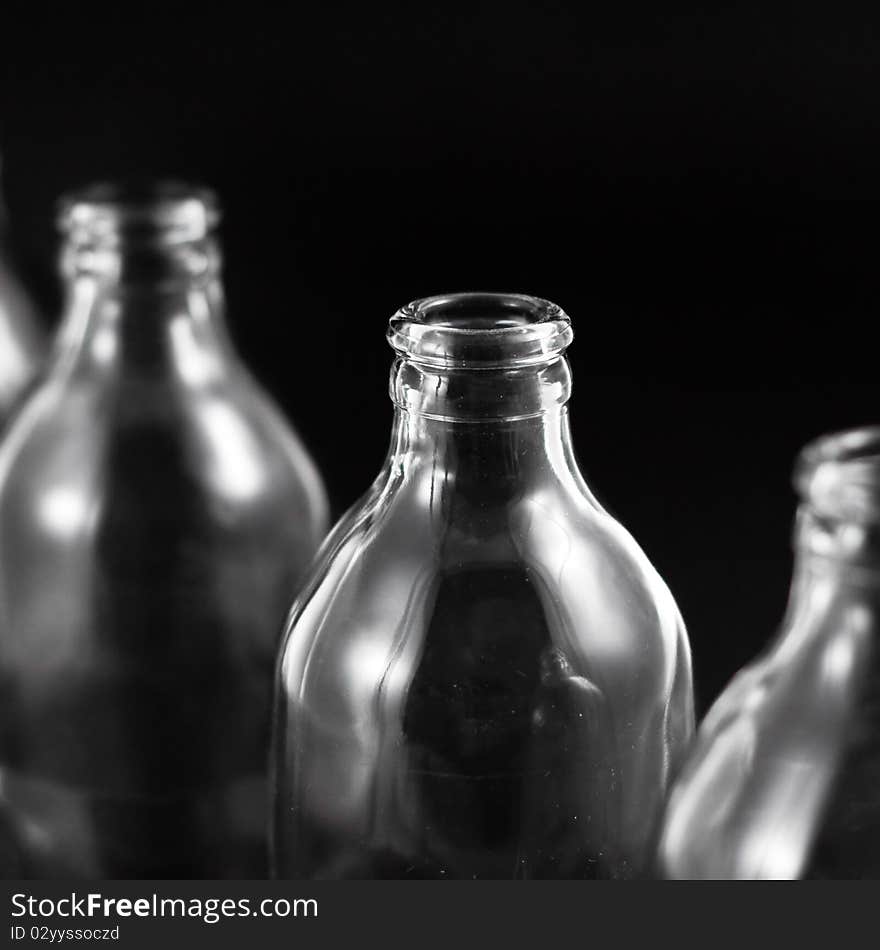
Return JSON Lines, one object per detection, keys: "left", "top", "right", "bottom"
{"left": 0, "top": 182, "right": 329, "bottom": 878}
{"left": 0, "top": 155, "right": 45, "bottom": 425}
{"left": 658, "top": 426, "right": 880, "bottom": 879}
{"left": 273, "top": 292, "right": 693, "bottom": 879}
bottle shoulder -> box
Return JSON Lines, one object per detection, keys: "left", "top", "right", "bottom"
{"left": 279, "top": 470, "right": 687, "bottom": 697}
{"left": 0, "top": 370, "right": 329, "bottom": 547}
{"left": 295, "top": 468, "right": 678, "bottom": 606}
{"left": 3, "top": 367, "right": 320, "bottom": 474}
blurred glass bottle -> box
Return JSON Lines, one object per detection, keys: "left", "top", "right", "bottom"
{"left": 0, "top": 182, "right": 329, "bottom": 878}
{"left": 658, "top": 427, "right": 880, "bottom": 879}
{"left": 273, "top": 292, "right": 693, "bottom": 879}
{"left": 0, "top": 155, "right": 46, "bottom": 425}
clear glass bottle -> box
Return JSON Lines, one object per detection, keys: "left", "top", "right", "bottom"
{"left": 658, "top": 427, "right": 880, "bottom": 879}
{"left": 0, "top": 182, "right": 329, "bottom": 878}
{"left": 0, "top": 155, "right": 45, "bottom": 425}
{"left": 273, "top": 292, "right": 694, "bottom": 879}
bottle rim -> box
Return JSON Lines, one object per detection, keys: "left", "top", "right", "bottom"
{"left": 796, "top": 426, "right": 880, "bottom": 524}
{"left": 57, "top": 180, "right": 220, "bottom": 246}
{"left": 387, "top": 292, "right": 573, "bottom": 368}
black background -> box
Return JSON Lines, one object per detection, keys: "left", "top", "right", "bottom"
{"left": 1, "top": 4, "right": 878, "bottom": 707}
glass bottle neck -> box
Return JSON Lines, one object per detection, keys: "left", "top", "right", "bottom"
{"left": 52, "top": 243, "right": 234, "bottom": 384}
{"left": 49, "top": 182, "right": 233, "bottom": 385}
{"left": 778, "top": 507, "right": 880, "bottom": 664}
{"left": 793, "top": 507, "right": 880, "bottom": 586}
{"left": 386, "top": 356, "right": 588, "bottom": 501}
{"left": 791, "top": 427, "right": 880, "bottom": 586}
{"left": 390, "top": 354, "right": 572, "bottom": 420}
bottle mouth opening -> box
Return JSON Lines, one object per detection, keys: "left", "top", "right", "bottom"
{"left": 796, "top": 426, "right": 880, "bottom": 524}
{"left": 57, "top": 180, "right": 220, "bottom": 246}
{"left": 388, "top": 292, "right": 573, "bottom": 368}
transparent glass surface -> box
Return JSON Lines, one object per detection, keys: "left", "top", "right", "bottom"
{"left": 0, "top": 183, "right": 329, "bottom": 878}
{"left": 273, "top": 292, "right": 693, "bottom": 879}
{"left": 0, "top": 157, "right": 45, "bottom": 425}
{"left": 658, "top": 427, "right": 880, "bottom": 879}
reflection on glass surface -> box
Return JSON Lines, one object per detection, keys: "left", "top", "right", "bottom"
{"left": 658, "top": 427, "right": 880, "bottom": 879}
{"left": 0, "top": 182, "right": 329, "bottom": 878}
{"left": 273, "top": 292, "right": 693, "bottom": 879}
{"left": 0, "top": 155, "right": 45, "bottom": 426}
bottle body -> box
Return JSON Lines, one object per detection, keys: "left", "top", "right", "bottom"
{"left": 273, "top": 294, "right": 693, "bottom": 879}
{"left": 0, "top": 184, "right": 329, "bottom": 877}
{"left": 0, "top": 161, "right": 45, "bottom": 425}
{"left": 658, "top": 428, "right": 880, "bottom": 879}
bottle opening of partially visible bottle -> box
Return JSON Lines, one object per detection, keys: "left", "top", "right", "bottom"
{"left": 795, "top": 427, "right": 880, "bottom": 569}
{"left": 797, "top": 427, "right": 880, "bottom": 525}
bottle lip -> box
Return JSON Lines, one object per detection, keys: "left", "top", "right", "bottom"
{"left": 387, "top": 292, "right": 573, "bottom": 368}
{"left": 57, "top": 180, "right": 220, "bottom": 246}
{"left": 796, "top": 426, "right": 880, "bottom": 524}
